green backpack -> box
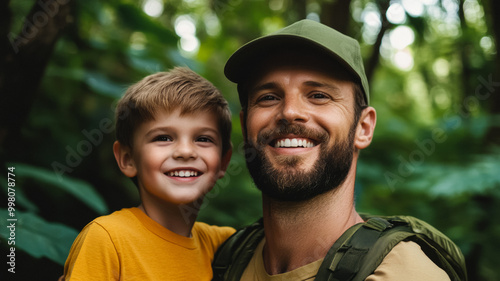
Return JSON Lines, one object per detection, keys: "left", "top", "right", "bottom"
{"left": 212, "top": 215, "right": 467, "bottom": 281}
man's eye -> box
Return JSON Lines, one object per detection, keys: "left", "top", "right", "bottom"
{"left": 153, "top": 135, "right": 172, "bottom": 142}
{"left": 258, "top": 94, "right": 278, "bottom": 102}
{"left": 311, "top": 92, "right": 328, "bottom": 99}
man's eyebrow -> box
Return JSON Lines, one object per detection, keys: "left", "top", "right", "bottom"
{"left": 250, "top": 82, "right": 279, "bottom": 94}
{"left": 249, "top": 81, "right": 341, "bottom": 95}
{"left": 303, "top": 81, "right": 341, "bottom": 92}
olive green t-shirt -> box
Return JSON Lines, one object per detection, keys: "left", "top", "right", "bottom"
{"left": 240, "top": 239, "right": 450, "bottom": 281}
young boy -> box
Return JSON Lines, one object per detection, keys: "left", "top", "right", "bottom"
{"left": 63, "top": 67, "right": 235, "bottom": 280}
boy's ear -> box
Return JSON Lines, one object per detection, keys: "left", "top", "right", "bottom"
{"left": 113, "top": 141, "right": 137, "bottom": 178}
{"left": 217, "top": 147, "right": 233, "bottom": 179}
{"left": 354, "top": 107, "right": 377, "bottom": 150}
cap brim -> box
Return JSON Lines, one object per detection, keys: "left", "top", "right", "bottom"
{"left": 224, "top": 34, "right": 361, "bottom": 86}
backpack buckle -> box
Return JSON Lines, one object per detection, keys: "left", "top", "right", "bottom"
{"left": 365, "top": 217, "right": 393, "bottom": 232}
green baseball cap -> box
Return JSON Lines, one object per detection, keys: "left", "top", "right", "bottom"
{"left": 224, "top": 19, "right": 370, "bottom": 105}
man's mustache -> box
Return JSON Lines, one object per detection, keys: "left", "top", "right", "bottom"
{"left": 256, "top": 123, "right": 329, "bottom": 146}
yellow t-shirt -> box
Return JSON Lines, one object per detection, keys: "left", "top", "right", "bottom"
{"left": 241, "top": 239, "right": 450, "bottom": 281}
{"left": 64, "top": 207, "right": 235, "bottom": 281}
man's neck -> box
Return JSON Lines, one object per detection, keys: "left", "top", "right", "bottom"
{"left": 261, "top": 177, "right": 363, "bottom": 275}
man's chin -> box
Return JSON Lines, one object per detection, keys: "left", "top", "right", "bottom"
{"left": 266, "top": 149, "right": 319, "bottom": 169}
{"left": 248, "top": 151, "right": 352, "bottom": 202}
{"left": 257, "top": 181, "right": 330, "bottom": 202}
{"left": 271, "top": 163, "right": 314, "bottom": 177}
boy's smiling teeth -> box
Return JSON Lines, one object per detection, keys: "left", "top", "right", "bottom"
{"left": 167, "top": 170, "right": 199, "bottom": 177}
{"left": 274, "top": 138, "right": 315, "bottom": 148}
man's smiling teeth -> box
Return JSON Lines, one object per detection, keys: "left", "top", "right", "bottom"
{"left": 167, "top": 170, "right": 199, "bottom": 177}
{"left": 274, "top": 138, "right": 314, "bottom": 148}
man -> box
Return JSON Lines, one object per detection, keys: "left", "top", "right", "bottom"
{"left": 212, "top": 20, "right": 466, "bottom": 281}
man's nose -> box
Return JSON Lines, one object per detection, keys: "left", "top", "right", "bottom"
{"left": 279, "top": 94, "right": 309, "bottom": 124}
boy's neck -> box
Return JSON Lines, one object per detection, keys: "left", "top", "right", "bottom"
{"left": 138, "top": 200, "right": 199, "bottom": 237}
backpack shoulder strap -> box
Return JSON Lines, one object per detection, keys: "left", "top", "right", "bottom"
{"left": 315, "top": 217, "right": 394, "bottom": 281}
{"left": 317, "top": 215, "right": 467, "bottom": 281}
{"left": 376, "top": 215, "right": 467, "bottom": 281}
{"left": 212, "top": 219, "right": 265, "bottom": 281}
{"left": 350, "top": 217, "right": 420, "bottom": 281}
{"left": 212, "top": 215, "right": 467, "bottom": 281}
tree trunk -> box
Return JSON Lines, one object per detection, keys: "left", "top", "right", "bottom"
{"left": 320, "top": 0, "right": 352, "bottom": 35}
{"left": 321, "top": 0, "right": 389, "bottom": 101}
{"left": 365, "top": 1, "right": 391, "bottom": 88}
{"left": 0, "top": 0, "right": 12, "bottom": 79}
{"left": 458, "top": 0, "right": 474, "bottom": 115}
{"left": 0, "top": 0, "right": 74, "bottom": 158}
{"left": 481, "top": 0, "right": 500, "bottom": 144}
{"left": 292, "top": 0, "right": 307, "bottom": 21}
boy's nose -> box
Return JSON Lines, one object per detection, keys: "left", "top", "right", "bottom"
{"left": 172, "top": 142, "right": 197, "bottom": 159}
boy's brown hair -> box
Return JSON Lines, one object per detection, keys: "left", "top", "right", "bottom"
{"left": 115, "top": 67, "right": 232, "bottom": 155}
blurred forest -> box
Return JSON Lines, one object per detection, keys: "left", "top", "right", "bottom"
{"left": 0, "top": 0, "right": 499, "bottom": 280}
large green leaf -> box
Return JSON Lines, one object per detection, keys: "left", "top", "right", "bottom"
{"left": 0, "top": 209, "right": 79, "bottom": 265}
{"left": 407, "top": 150, "right": 500, "bottom": 197}
{"left": 85, "top": 71, "right": 126, "bottom": 99}
{"left": 115, "top": 3, "right": 178, "bottom": 44}
{"left": 10, "top": 163, "right": 108, "bottom": 214}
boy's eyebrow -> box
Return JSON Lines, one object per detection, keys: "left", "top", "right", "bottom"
{"left": 196, "top": 127, "right": 220, "bottom": 136}
{"left": 144, "top": 127, "right": 163, "bottom": 139}
{"left": 144, "top": 126, "right": 220, "bottom": 138}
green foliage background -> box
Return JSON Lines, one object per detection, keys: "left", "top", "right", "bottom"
{"left": 1, "top": 0, "right": 499, "bottom": 280}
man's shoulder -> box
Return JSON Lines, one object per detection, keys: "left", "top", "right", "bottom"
{"left": 212, "top": 216, "right": 466, "bottom": 281}
{"left": 212, "top": 219, "right": 265, "bottom": 280}
{"left": 350, "top": 215, "right": 466, "bottom": 281}
{"left": 366, "top": 241, "right": 450, "bottom": 281}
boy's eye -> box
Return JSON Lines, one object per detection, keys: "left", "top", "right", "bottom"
{"left": 153, "top": 135, "right": 172, "bottom": 142}
{"left": 196, "top": 136, "right": 214, "bottom": 143}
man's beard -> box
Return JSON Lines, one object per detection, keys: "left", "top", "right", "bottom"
{"left": 244, "top": 123, "right": 356, "bottom": 202}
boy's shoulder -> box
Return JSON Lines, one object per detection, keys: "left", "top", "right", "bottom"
{"left": 87, "top": 207, "right": 138, "bottom": 232}
{"left": 193, "top": 221, "right": 235, "bottom": 236}
{"left": 70, "top": 208, "right": 139, "bottom": 250}
{"left": 193, "top": 221, "right": 236, "bottom": 247}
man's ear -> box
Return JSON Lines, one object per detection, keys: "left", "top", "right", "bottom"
{"left": 113, "top": 141, "right": 137, "bottom": 178}
{"left": 217, "top": 147, "right": 233, "bottom": 179}
{"left": 354, "top": 107, "right": 376, "bottom": 150}
{"left": 239, "top": 110, "right": 247, "bottom": 142}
